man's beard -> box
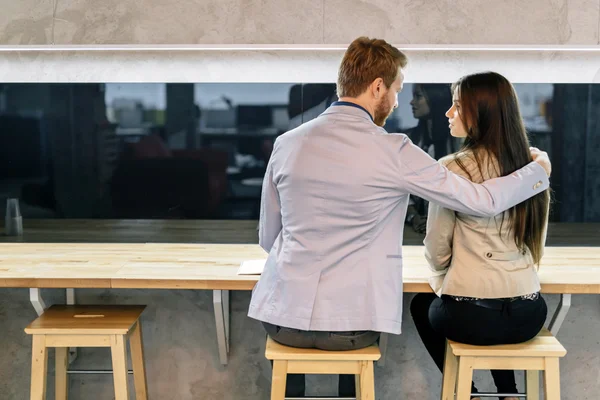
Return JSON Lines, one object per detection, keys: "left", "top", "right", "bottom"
{"left": 374, "top": 96, "right": 393, "bottom": 127}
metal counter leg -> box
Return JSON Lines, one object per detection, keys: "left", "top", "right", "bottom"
{"left": 548, "top": 294, "right": 572, "bottom": 335}
{"left": 29, "top": 288, "right": 47, "bottom": 316}
{"left": 223, "top": 290, "right": 230, "bottom": 353}
{"left": 377, "top": 333, "right": 389, "bottom": 367}
{"left": 213, "top": 290, "right": 230, "bottom": 365}
{"left": 66, "top": 288, "right": 75, "bottom": 305}
{"left": 66, "top": 288, "right": 78, "bottom": 364}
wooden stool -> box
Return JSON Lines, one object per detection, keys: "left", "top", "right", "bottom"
{"left": 441, "top": 328, "right": 567, "bottom": 400}
{"left": 24, "top": 305, "right": 148, "bottom": 400}
{"left": 265, "top": 336, "right": 381, "bottom": 400}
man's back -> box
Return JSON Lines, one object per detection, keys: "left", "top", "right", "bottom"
{"left": 249, "top": 105, "right": 411, "bottom": 334}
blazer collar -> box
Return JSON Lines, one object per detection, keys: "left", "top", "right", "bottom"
{"left": 322, "top": 101, "right": 374, "bottom": 123}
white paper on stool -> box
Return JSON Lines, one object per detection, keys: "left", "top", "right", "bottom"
{"left": 237, "top": 259, "right": 266, "bottom": 275}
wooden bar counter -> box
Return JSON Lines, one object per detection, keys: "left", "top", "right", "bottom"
{"left": 1, "top": 219, "right": 599, "bottom": 367}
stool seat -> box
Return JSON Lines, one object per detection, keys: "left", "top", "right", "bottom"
{"left": 448, "top": 328, "right": 567, "bottom": 358}
{"left": 265, "top": 337, "right": 380, "bottom": 400}
{"left": 441, "top": 328, "right": 567, "bottom": 400}
{"left": 25, "top": 305, "right": 146, "bottom": 335}
{"left": 265, "top": 336, "right": 381, "bottom": 361}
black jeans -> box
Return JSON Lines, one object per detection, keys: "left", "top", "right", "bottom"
{"left": 263, "top": 322, "right": 380, "bottom": 397}
{"left": 410, "top": 293, "right": 547, "bottom": 398}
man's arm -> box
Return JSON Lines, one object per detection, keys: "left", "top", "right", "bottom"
{"left": 258, "top": 156, "right": 282, "bottom": 252}
{"left": 396, "top": 138, "right": 550, "bottom": 217}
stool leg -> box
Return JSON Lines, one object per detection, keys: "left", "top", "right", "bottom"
{"left": 271, "top": 360, "right": 288, "bottom": 400}
{"left": 359, "top": 361, "right": 375, "bottom": 400}
{"left": 441, "top": 342, "right": 458, "bottom": 400}
{"left": 30, "top": 335, "right": 48, "bottom": 400}
{"left": 455, "top": 357, "right": 474, "bottom": 400}
{"left": 111, "top": 335, "right": 130, "bottom": 400}
{"left": 129, "top": 322, "right": 148, "bottom": 400}
{"left": 355, "top": 371, "right": 362, "bottom": 400}
{"left": 543, "top": 358, "right": 561, "bottom": 400}
{"left": 525, "top": 370, "right": 540, "bottom": 400}
{"left": 55, "top": 347, "right": 69, "bottom": 400}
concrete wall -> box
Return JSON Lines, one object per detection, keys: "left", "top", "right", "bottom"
{"left": 1, "top": 0, "right": 599, "bottom": 45}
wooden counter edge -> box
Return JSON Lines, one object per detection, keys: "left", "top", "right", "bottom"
{"left": 110, "top": 278, "right": 259, "bottom": 290}
{"left": 0, "top": 278, "right": 112, "bottom": 288}
{"left": 1, "top": 279, "right": 598, "bottom": 295}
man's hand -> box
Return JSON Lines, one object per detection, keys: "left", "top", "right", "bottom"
{"left": 412, "top": 215, "right": 427, "bottom": 234}
{"left": 530, "top": 147, "right": 551, "bottom": 177}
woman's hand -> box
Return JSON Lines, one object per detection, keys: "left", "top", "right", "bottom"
{"left": 530, "top": 147, "right": 551, "bottom": 177}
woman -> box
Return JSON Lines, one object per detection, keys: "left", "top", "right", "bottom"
{"left": 408, "top": 83, "right": 456, "bottom": 160}
{"left": 410, "top": 72, "right": 550, "bottom": 400}
{"left": 406, "top": 84, "right": 458, "bottom": 233}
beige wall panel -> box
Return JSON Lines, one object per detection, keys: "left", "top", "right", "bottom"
{"left": 323, "top": 0, "right": 600, "bottom": 45}
{"left": 0, "top": 0, "right": 324, "bottom": 45}
{"left": 0, "top": 0, "right": 55, "bottom": 45}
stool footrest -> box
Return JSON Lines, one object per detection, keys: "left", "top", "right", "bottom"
{"left": 285, "top": 397, "right": 357, "bottom": 400}
{"left": 67, "top": 369, "right": 134, "bottom": 374}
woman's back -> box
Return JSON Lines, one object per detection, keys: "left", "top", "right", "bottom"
{"left": 413, "top": 71, "right": 550, "bottom": 400}
{"left": 425, "top": 149, "right": 548, "bottom": 299}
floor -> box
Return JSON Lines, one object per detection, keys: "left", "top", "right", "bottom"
{"left": 1, "top": 288, "right": 598, "bottom": 399}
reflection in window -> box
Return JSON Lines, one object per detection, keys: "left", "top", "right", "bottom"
{"left": 0, "top": 82, "right": 597, "bottom": 222}
{"left": 191, "top": 83, "right": 297, "bottom": 218}
{"left": 105, "top": 83, "right": 167, "bottom": 135}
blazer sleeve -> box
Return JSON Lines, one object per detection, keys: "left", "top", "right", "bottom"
{"left": 424, "top": 202, "right": 456, "bottom": 272}
{"left": 258, "top": 146, "right": 282, "bottom": 253}
{"left": 395, "top": 136, "right": 549, "bottom": 217}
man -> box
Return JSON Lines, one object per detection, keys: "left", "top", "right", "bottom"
{"left": 248, "top": 37, "right": 551, "bottom": 398}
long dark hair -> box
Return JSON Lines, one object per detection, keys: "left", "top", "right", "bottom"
{"left": 412, "top": 84, "right": 455, "bottom": 159}
{"left": 452, "top": 72, "right": 550, "bottom": 264}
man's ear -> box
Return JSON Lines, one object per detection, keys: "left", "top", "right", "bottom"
{"left": 371, "top": 78, "right": 384, "bottom": 99}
